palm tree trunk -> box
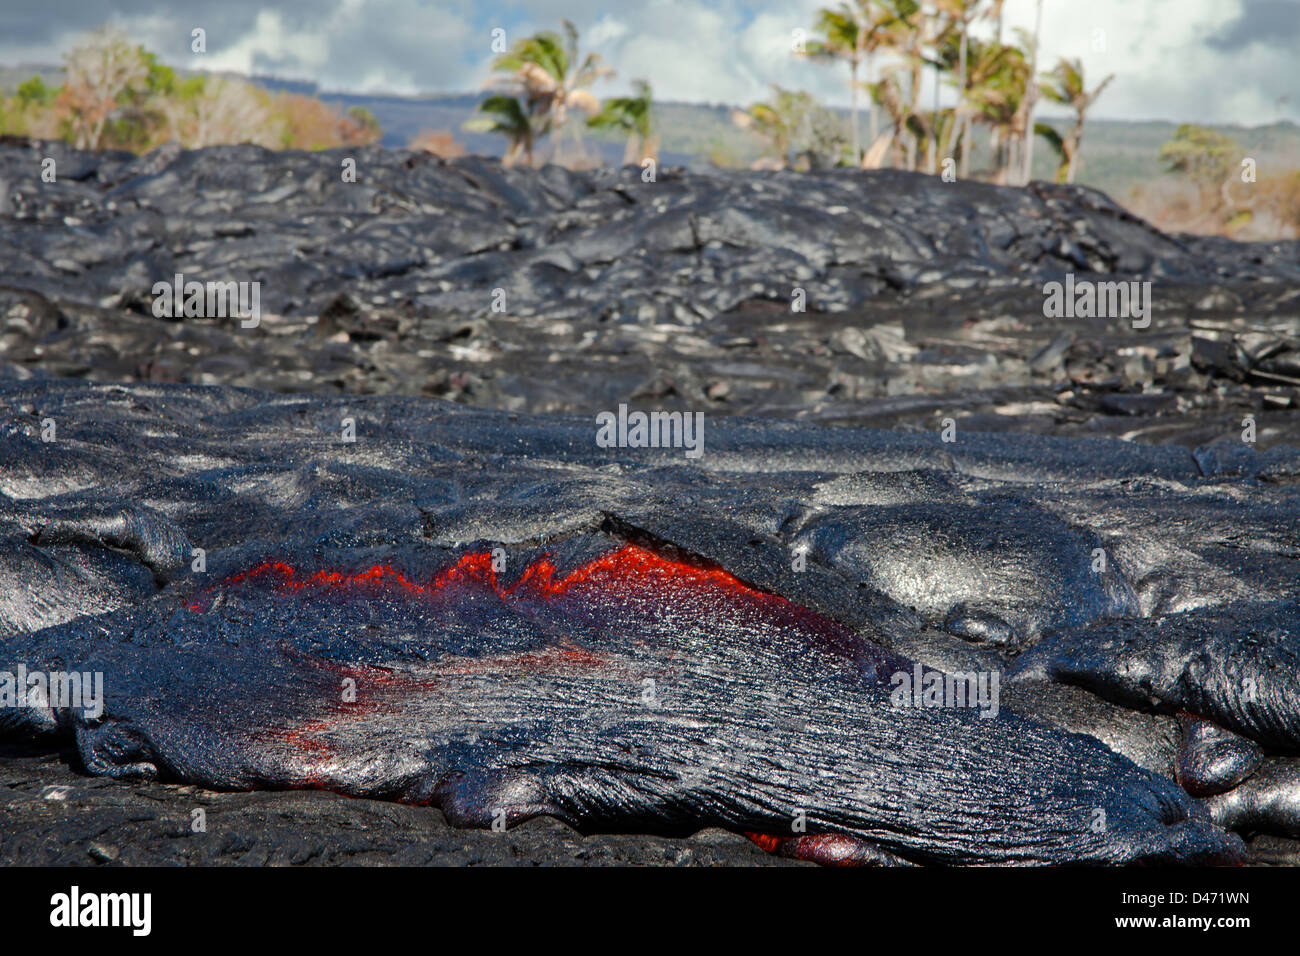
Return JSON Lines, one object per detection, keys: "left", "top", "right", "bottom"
{"left": 958, "top": 23, "right": 970, "bottom": 178}
{"left": 909, "top": 45, "right": 922, "bottom": 171}
{"left": 1020, "top": 0, "right": 1044, "bottom": 185}
{"left": 929, "top": 61, "right": 940, "bottom": 174}
{"left": 995, "top": 127, "right": 1016, "bottom": 186}
{"left": 849, "top": 58, "right": 860, "bottom": 165}
{"left": 866, "top": 51, "right": 878, "bottom": 149}
{"left": 1067, "top": 118, "right": 1083, "bottom": 184}
{"left": 990, "top": 127, "right": 1005, "bottom": 183}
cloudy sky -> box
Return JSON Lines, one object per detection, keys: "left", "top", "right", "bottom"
{"left": 1, "top": 0, "right": 1296, "bottom": 124}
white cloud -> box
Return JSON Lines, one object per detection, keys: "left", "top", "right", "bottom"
{"left": 578, "top": 0, "right": 830, "bottom": 105}
{"left": 586, "top": 16, "right": 629, "bottom": 48}
{"left": 994, "top": 0, "right": 1293, "bottom": 123}
{"left": 572, "top": 0, "right": 1297, "bottom": 124}
{"left": 200, "top": 10, "right": 331, "bottom": 79}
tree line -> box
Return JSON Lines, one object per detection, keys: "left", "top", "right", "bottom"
{"left": 6, "top": 15, "right": 1293, "bottom": 237}
{"left": 778, "top": 0, "right": 1110, "bottom": 183}
{"left": 465, "top": 2, "right": 1113, "bottom": 186}
{"left": 0, "top": 25, "right": 381, "bottom": 152}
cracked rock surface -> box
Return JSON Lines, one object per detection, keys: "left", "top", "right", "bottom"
{"left": 2, "top": 142, "right": 1299, "bottom": 865}
{"left": 1, "top": 381, "right": 1297, "bottom": 865}
{"left": 1, "top": 140, "right": 1297, "bottom": 449}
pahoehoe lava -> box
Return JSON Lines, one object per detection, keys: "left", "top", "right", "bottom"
{"left": 3, "top": 141, "right": 1300, "bottom": 450}
{"left": 4, "top": 144, "right": 1300, "bottom": 865}
{"left": 3, "top": 379, "right": 1299, "bottom": 864}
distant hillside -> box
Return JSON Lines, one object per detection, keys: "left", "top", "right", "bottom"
{"left": 3, "top": 64, "right": 1297, "bottom": 207}
{"left": 268, "top": 81, "right": 705, "bottom": 169}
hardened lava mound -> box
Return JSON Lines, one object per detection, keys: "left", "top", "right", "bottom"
{"left": 2, "top": 142, "right": 1299, "bottom": 448}
{"left": 3, "top": 380, "right": 1300, "bottom": 864}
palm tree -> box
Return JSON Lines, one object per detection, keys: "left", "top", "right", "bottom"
{"left": 965, "top": 36, "right": 1031, "bottom": 184}
{"left": 920, "top": 4, "right": 960, "bottom": 174}
{"left": 463, "top": 94, "right": 536, "bottom": 165}
{"left": 732, "top": 87, "right": 805, "bottom": 168}
{"left": 887, "top": 0, "right": 926, "bottom": 170}
{"left": 1035, "top": 58, "right": 1113, "bottom": 183}
{"left": 805, "top": 2, "right": 892, "bottom": 164}
{"left": 469, "top": 19, "right": 612, "bottom": 166}
{"left": 934, "top": 0, "right": 982, "bottom": 177}
{"left": 927, "top": 33, "right": 972, "bottom": 171}
{"left": 853, "top": 0, "right": 924, "bottom": 170}
{"left": 1018, "top": 0, "right": 1045, "bottom": 185}
{"left": 867, "top": 0, "right": 957, "bottom": 174}
{"left": 587, "top": 79, "right": 656, "bottom": 165}
{"left": 864, "top": 69, "right": 910, "bottom": 168}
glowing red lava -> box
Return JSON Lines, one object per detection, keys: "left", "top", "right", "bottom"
{"left": 188, "top": 544, "right": 780, "bottom": 610}
{"left": 185, "top": 542, "right": 875, "bottom": 669}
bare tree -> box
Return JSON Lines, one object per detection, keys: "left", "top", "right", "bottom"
{"left": 166, "top": 78, "right": 281, "bottom": 149}
{"left": 58, "top": 26, "right": 149, "bottom": 149}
